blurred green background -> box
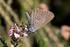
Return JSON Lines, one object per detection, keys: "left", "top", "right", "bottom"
{"left": 0, "top": 0, "right": 70, "bottom": 47}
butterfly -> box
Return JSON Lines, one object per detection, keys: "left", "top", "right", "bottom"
{"left": 26, "top": 9, "right": 54, "bottom": 32}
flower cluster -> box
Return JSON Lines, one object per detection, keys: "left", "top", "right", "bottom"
{"left": 8, "top": 24, "right": 28, "bottom": 39}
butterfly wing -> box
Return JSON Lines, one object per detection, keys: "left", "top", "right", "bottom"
{"left": 27, "top": 9, "right": 54, "bottom": 32}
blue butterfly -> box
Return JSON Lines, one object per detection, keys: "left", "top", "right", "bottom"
{"left": 26, "top": 9, "right": 54, "bottom": 32}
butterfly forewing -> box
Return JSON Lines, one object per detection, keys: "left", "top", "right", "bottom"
{"left": 30, "top": 9, "right": 54, "bottom": 32}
